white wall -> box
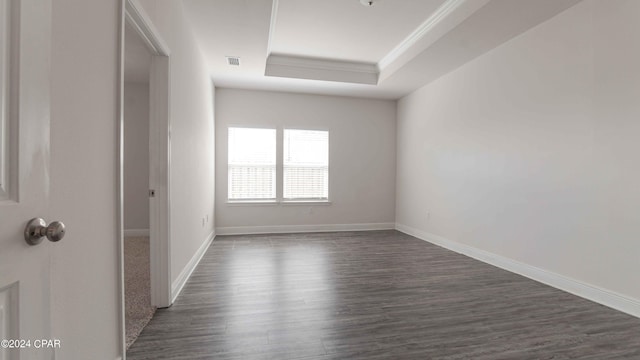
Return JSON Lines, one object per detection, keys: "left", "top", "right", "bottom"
{"left": 136, "top": 0, "right": 215, "bottom": 286}
{"left": 50, "top": 0, "right": 120, "bottom": 358}
{"left": 124, "top": 82, "right": 150, "bottom": 232}
{"left": 215, "top": 89, "right": 396, "bottom": 233}
{"left": 396, "top": 0, "right": 640, "bottom": 306}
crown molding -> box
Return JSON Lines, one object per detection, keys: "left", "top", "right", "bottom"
{"left": 377, "top": 0, "right": 469, "bottom": 71}
{"left": 264, "top": 0, "right": 377, "bottom": 85}
{"left": 268, "top": 54, "right": 377, "bottom": 74}
{"left": 266, "top": 0, "right": 279, "bottom": 56}
{"left": 262, "top": 0, "right": 490, "bottom": 86}
{"left": 266, "top": 54, "right": 378, "bottom": 85}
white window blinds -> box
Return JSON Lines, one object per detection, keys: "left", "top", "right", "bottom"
{"left": 283, "top": 129, "right": 329, "bottom": 200}
{"left": 228, "top": 127, "right": 276, "bottom": 200}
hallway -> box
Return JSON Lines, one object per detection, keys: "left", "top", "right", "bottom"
{"left": 127, "top": 231, "right": 640, "bottom": 359}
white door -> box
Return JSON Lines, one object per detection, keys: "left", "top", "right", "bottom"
{"left": 0, "top": 1, "right": 55, "bottom": 359}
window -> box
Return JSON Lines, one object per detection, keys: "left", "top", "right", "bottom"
{"left": 228, "top": 127, "right": 276, "bottom": 201}
{"left": 227, "top": 127, "right": 329, "bottom": 203}
{"left": 283, "top": 129, "right": 328, "bottom": 200}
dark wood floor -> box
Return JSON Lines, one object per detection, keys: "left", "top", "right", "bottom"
{"left": 127, "top": 230, "right": 640, "bottom": 359}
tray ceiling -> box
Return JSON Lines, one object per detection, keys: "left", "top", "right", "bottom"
{"left": 182, "top": 0, "right": 582, "bottom": 99}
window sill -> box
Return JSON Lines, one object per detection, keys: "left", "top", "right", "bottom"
{"left": 226, "top": 200, "right": 331, "bottom": 206}
{"left": 281, "top": 200, "right": 331, "bottom": 206}
{"left": 226, "top": 200, "right": 278, "bottom": 206}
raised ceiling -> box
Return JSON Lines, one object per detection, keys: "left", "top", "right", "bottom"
{"left": 182, "top": 0, "right": 582, "bottom": 99}
{"left": 270, "top": 0, "right": 446, "bottom": 64}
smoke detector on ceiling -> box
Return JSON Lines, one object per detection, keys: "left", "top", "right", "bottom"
{"left": 360, "top": 0, "right": 375, "bottom": 6}
{"left": 226, "top": 56, "right": 240, "bottom": 66}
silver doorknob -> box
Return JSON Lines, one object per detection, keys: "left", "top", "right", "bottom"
{"left": 24, "top": 218, "right": 66, "bottom": 246}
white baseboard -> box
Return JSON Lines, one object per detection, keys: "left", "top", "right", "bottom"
{"left": 123, "top": 228, "right": 149, "bottom": 237}
{"left": 171, "top": 231, "right": 215, "bottom": 303}
{"left": 395, "top": 223, "right": 640, "bottom": 319}
{"left": 215, "top": 222, "right": 395, "bottom": 236}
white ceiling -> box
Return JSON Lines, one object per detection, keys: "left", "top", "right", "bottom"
{"left": 270, "top": 0, "right": 446, "bottom": 64}
{"left": 182, "top": 0, "right": 582, "bottom": 99}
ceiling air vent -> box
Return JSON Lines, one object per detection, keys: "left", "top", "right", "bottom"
{"left": 226, "top": 56, "right": 240, "bottom": 66}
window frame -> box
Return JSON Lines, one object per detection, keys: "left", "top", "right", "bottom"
{"left": 226, "top": 126, "right": 331, "bottom": 205}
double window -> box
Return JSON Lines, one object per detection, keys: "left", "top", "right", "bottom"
{"left": 228, "top": 127, "right": 329, "bottom": 202}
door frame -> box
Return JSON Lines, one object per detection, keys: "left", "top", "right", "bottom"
{"left": 118, "top": 0, "right": 172, "bottom": 354}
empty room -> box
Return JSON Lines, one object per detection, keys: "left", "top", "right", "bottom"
{"left": 1, "top": 0, "right": 639, "bottom": 359}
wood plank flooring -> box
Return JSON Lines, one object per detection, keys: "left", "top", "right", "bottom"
{"left": 127, "top": 230, "right": 640, "bottom": 359}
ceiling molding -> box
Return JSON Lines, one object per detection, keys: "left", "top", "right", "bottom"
{"left": 265, "top": 54, "right": 378, "bottom": 85}
{"left": 262, "top": 0, "right": 476, "bottom": 87}
{"left": 184, "top": 0, "right": 584, "bottom": 98}
{"left": 267, "top": 54, "right": 377, "bottom": 74}
{"left": 263, "top": 0, "right": 477, "bottom": 85}
{"left": 266, "top": 0, "right": 279, "bottom": 56}
{"left": 377, "top": 0, "right": 468, "bottom": 71}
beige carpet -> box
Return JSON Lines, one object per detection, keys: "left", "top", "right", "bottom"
{"left": 124, "top": 236, "right": 156, "bottom": 349}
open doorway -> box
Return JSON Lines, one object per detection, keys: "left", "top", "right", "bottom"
{"left": 120, "top": 0, "right": 172, "bottom": 353}
{"left": 123, "top": 20, "right": 154, "bottom": 348}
